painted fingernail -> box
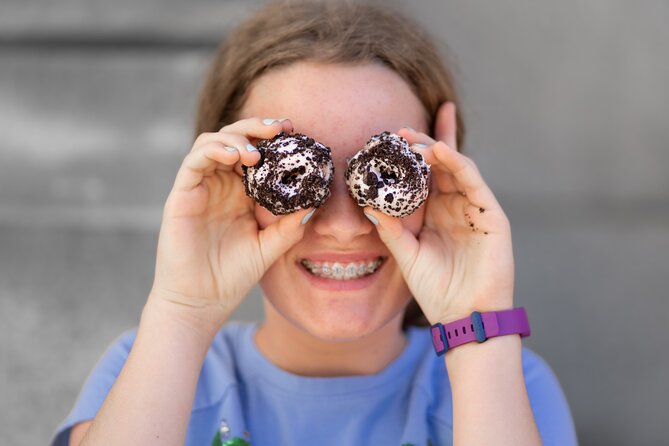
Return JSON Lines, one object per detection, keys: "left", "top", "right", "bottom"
{"left": 224, "top": 146, "right": 237, "bottom": 152}
{"left": 364, "top": 213, "right": 379, "bottom": 225}
{"left": 246, "top": 144, "right": 257, "bottom": 152}
{"left": 301, "top": 209, "right": 316, "bottom": 225}
{"left": 262, "top": 118, "right": 278, "bottom": 125}
{"left": 412, "top": 143, "right": 428, "bottom": 148}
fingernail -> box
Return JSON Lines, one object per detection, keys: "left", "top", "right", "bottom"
{"left": 405, "top": 126, "right": 415, "bottom": 132}
{"left": 278, "top": 118, "right": 289, "bottom": 122}
{"left": 246, "top": 144, "right": 257, "bottom": 152}
{"left": 224, "top": 146, "right": 237, "bottom": 152}
{"left": 412, "top": 143, "right": 427, "bottom": 149}
{"left": 262, "top": 118, "right": 278, "bottom": 125}
{"left": 301, "top": 209, "right": 316, "bottom": 225}
{"left": 364, "top": 213, "right": 379, "bottom": 225}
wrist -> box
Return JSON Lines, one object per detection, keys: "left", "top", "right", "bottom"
{"left": 445, "top": 332, "right": 522, "bottom": 366}
{"left": 143, "top": 292, "right": 229, "bottom": 343}
{"left": 435, "top": 301, "right": 514, "bottom": 325}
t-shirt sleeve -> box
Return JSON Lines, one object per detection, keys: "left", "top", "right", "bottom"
{"left": 50, "top": 328, "right": 138, "bottom": 446}
{"left": 522, "top": 347, "right": 579, "bottom": 445}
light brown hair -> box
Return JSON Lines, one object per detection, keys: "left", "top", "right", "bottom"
{"left": 195, "top": 0, "right": 465, "bottom": 328}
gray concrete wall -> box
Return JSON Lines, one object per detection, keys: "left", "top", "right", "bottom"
{"left": 1, "top": 1, "right": 667, "bottom": 445}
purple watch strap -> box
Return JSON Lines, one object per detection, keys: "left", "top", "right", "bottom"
{"left": 430, "top": 307, "right": 531, "bottom": 356}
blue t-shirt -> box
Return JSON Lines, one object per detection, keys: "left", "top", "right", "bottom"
{"left": 51, "top": 322, "right": 577, "bottom": 445}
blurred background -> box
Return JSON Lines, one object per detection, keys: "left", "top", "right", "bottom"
{"left": 1, "top": 0, "right": 667, "bottom": 444}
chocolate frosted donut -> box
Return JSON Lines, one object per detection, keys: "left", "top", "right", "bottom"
{"left": 346, "top": 132, "right": 430, "bottom": 217}
{"left": 242, "top": 132, "right": 334, "bottom": 215}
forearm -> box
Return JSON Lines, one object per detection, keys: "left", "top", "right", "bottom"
{"left": 80, "top": 297, "right": 223, "bottom": 446}
{"left": 446, "top": 334, "right": 541, "bottom": 446}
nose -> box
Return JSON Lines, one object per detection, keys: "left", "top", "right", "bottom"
{"left": 309, "top": 166, "right": 374, "bottom": 243}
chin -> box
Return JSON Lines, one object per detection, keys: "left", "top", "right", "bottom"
{"left": 301, "top": 311, "right": 387, "bottom": 342}
{"left": 259, "top": 252, "right": 412, "bottom": 340}
{"left": 262, "top": 281, "right": 411, "bottom": 344}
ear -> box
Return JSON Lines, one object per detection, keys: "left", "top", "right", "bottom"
{"left": 433, "top": 102, "right": 458, "bottom": 151}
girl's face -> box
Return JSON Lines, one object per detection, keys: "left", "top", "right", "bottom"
{"left": 240, "top": 62, "right": 429, "bottom": 341}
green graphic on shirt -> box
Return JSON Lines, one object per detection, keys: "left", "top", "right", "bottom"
{"left": 211, "top": 431, "right": 251, "bottom": 446}
{"left": 401, "top": 440, "right": 433, "bottom": 446}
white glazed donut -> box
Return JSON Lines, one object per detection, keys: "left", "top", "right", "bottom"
{"left": 345, "top": 132, "right": 430, "bottom": 217}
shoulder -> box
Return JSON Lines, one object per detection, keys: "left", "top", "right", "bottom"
{"left": 406, "top": 326, "right": 572, "bottom": 400}
{"left": 101, "top": 322, "right": 250, "bottom": 401}
{"left": 50, "top": 322, "right": 254, "bottom": 446}
{"left": 51, "top": 328, "right": 141, "bottom": 445}
{"left": 407, "top": 328, "right": 577, "bottom": 445}
{"left": 520, "top": 347, "right": 579, "bottom": 445}
{"left": 195, "top": 321, "right": 253, "bottom": 408}
{"left": 112, "top": 322, "right": 251, "bottom": 409}
{"left": 520, "top": 346, "right": 574, "bottom": 415}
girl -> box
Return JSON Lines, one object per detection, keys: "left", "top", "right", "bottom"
{"left": 52, "top": 1, "right": 577, "bottom": 445}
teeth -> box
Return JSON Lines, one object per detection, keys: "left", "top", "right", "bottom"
{"left": 301, "top": 258, "right": 383, "bottom": 280}
{"left": 332, "top": 263, "right": 344, "bottom": 278}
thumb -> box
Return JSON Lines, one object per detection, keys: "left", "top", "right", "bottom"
{"left": 363, "top": 207, "right": 419, "bottom": 274}
{"left": 257, "top": 207, "right": 315, "bottom": 269}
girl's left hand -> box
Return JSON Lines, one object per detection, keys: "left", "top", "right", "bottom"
{"left": 364, "top": 102, "right": 515, "bottom": 325}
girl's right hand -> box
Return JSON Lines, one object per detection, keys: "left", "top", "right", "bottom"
{"left": 149, "top": 118, "right": 312, "bottom": 330}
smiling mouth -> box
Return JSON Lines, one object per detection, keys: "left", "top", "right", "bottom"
{"left": 299, "top": 257, "right": 385, "bottom": 280}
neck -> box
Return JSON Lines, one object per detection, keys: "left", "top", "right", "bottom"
{"left": 254, "top": 303, "right": 407, "bottom": 377}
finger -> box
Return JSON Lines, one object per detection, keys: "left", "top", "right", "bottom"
{"left": 193, "top": 132, "right": 261, "bottom": 167}
{"left": 432, "top": 141, "right": 501, "bottom": 209}
{"left": 174, "top": 141, "right": 241, "bottom": 192}
{"left": 395, "top": 128, "right": 462, "bottom": 194}
{"left": 363, "top": 207, "right": 419, "bottom": 274}
{"left": 391, "top": 128, "right": 454, "bottom": 194}
{"left": 434, "top": 102, "right": 458, "bottom": 150}
{"left": 220, "top": 117, "right": 293, "bottom": 141}
{"left": 221, "top": 133, "right": 263, "bottom": 167}
{"left": 407, "top": 144, "right": 460, "bottom": 195}
{"left": 396, "top": 127, "right": 436, "bottom": 147}
{"left": 257, "top": 207, "right": 315, "bottom": 268}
